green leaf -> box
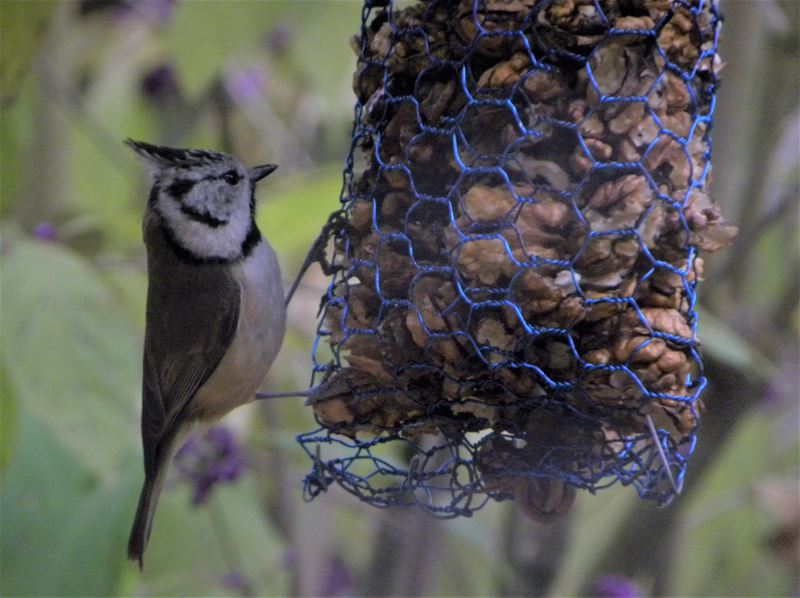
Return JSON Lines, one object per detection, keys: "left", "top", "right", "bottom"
{"left": 0, "top": 239, "right": 140, "bottom": 481}
{"left": 440, "top": 506, "right": 515, "bottom": 596}
{"left": 285, "top": 1, "right": 360, "bottom": 100}
{"left": 696, "top": 306, "right": 778, "bottom": 380}
{"left": 0, "top": 75, "right": 37, "bottom": 216}
{"left": 167, "top": 2, "right": 285, "bottom": 98}
{"left": 548, "top": 485, "right": 639, "bottom": 597}
{"left": 0, "top": 362, "right": 16, "bottom": 470}
{"left": 130, "top": 475, "right": 290, "bottom": 596}
{"left": 0, "top": 0, "right": 57, "bottom": 104}
{"left": 103, "top": 265, "right": 148, "bottom": 330}
{"left": 257, "top": 164, "right": 343, "bottom": 261}
{"left": 671, "top": 412, "right": 796, "bottom": 597}
{"left": 67, "top": 102, "right": 150, "bottom": 254}
{"left": 50, "top": 469, "right": 141, "bottom": 597}
{"left": 1, "top": 411, "right": 139, "bottom": 596}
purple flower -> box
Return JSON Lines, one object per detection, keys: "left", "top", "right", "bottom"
{"left": 593, "top": 575, "right": 643, "bottom": 598}
{"left": 145, "top": 0, "right": 178, "bottom": 24}
{"left": 221, "top": 570, "right": 251, "bottom": 596}
{"left": 174, "top": 425, "right": 246, "bottom": 506}
{"left": 224, "top": 66, "right": 267, "bottom": 106}
{"left": 140, "top": 63, "right": 179, "bottom": 99}
{"left": 114, "top": 0, "right": 178, "bottom": 25}
{"left": 34, "top": 222, "right": 57, "bottom": 242}
{"left": 762, "top": 346, "right": 798, "bottom": 411}
{"left": 321, "top": 555, "right": 352, "bottom": 597}
{"left": 265, "top": 23, "right": 293, "bottom": 56}
{"left": 280, "top": 548, "right": 298, "bottom": 570}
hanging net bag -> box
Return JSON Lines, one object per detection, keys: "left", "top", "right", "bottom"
{"left": 297, "top": 0, "right": 736, "bottom": 520}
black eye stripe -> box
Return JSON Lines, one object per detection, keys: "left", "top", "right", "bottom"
{"left": 163, "top": 171, "right": 240, "bottom": 227}
{"left": 222, "top": 170, "right": 241, "bottom": 185}
{"left": 179, "top": 204, "right": 228, "bottom": 228}
{"left": 169, "top": 171, "right": 242, "bottom": 187}
{"left": 167, "top": 178, "right": 197, "bottom": 197}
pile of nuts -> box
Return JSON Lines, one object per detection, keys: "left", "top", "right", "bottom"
{"left": 310, "top": 0, "right": 735, "bottom": 504}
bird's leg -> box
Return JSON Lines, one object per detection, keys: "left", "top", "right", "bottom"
{"left": 284, "top": 209, "right": 347, "bottom": 307}
{"left": 255, "top": 361, "right": 336, "bottom": 402}
{"left": 254, "top": 389, "right": 313, "bottom": 401}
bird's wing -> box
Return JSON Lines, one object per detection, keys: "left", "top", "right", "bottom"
{"left": 140, "top": 265, "right": 240, "bottom": 476}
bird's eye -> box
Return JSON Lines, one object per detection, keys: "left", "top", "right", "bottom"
{"left": 222, "top": 170, "right": 241, "bottom": 185}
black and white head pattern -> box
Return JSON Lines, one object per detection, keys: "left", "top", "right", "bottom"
{"left": 126, "top": 140, "right": 276, "bottom": 263}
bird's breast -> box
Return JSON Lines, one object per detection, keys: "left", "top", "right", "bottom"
{"left": 189, "top": 239, "right": 286, "bottom": 421}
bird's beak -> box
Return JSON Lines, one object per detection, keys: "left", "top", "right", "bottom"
{"left": 249, "top": 164, "right": 278, "bottom": 183}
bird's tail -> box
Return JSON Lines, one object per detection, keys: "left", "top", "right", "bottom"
{"left": 127, "top": 463, "right": 169, "bottom": 570}
{"left": 128, "top": 425, "right": 192, "bottom": 569}
{"left": 128, "top": 425, "right": 186, "bottom": 570}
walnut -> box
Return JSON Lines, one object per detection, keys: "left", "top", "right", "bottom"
{"left": 657, "top": 10, "right": 700, "bottom": 70}
{"left": 370, "top": 23, "right": 393, "bottom": 59}
{"left": 682, "top": 189, "right": 738, "bottom": 253}
{"left": 461, "top": 184, "right": 517, "bottom": 223}
{"left": 457, "top": 238, "right": 516, "bottom": 285}
{"left": 608, "top": 102, "right": 646, "bottom": 136}
{"left": 639, "top": 307, "right": 693, "bottom": 339}
{"left": 349, "top": 199, "right": 373, "bottom": 233}
{"left": 477, "top": 52, "right": 531, "bottom": 88}
{"left": 476, "top": 317, "right": 515, "bottom": 362}
{"left": 523, "top": 70, "right": 567, "bottom": 102}
{"left": 589, "top": 44, "right": 627, "bottom": 96}
{"left": 615, "top": 16, "right": 656, "bottom": 31}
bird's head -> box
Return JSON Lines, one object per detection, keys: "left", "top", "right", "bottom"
{"left": 127, "top": 139, "right": 277, "bottom": 262}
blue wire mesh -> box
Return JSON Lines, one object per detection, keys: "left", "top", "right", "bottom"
{"left": 298, "top": 0, "right": 734, "bottom": 518}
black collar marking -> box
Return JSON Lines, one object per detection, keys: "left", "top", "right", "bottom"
{"left": 240, "top": 186, "right": 261, "bottom": 257}
{"left": 159, "top": 218, "right": 262, "bottom": 266}
{"left": 240, "top": 218, "right": 261, "bottom": 259}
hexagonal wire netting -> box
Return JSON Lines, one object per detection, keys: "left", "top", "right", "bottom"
{"left": 296, "top": 0, "right": 734, "bottom": 519}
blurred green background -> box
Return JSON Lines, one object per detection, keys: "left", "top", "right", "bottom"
{"left": 0, "top": 1, "right": 797, "bottom": 596}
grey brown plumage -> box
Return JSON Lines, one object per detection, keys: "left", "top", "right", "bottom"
{"left": 128, "top": 211, "right": 242, "bottom": 566}
{"left": 126, "top": 140, "right": 285, "bottom": 568}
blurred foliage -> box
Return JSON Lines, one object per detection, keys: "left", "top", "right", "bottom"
{"left": 0, "top": 1, "right": 797, "bottom": 597}
{"left": 672, "top": 412, "right": 795, "bottom": 597}
{"left": 0, "top": 0, "right": 57, "bottom": 104}
{"left": 2, "top": 238, "right": 139, "bottom": 480}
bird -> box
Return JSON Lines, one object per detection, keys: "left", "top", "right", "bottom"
{"left": 125, "top": 139, "right": 286, "bottom": 568}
